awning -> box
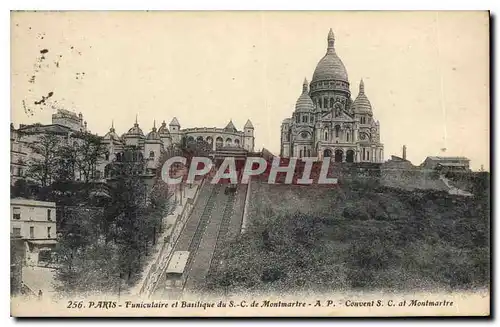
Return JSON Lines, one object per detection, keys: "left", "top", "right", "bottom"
{"left": 27, "top": 240, "right": 57, "bottom": 246}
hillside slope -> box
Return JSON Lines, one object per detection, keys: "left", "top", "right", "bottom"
{"left": 205, "top": 177, "right": 490, "bottom": 294}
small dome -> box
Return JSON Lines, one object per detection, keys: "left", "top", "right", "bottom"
{"left": 352, "top": 79, "right": 373, "bottom": 115}
{"left": 295, "top": 78, "right": 314, "bottom": 112}
{"left": 126, "top": 116, "right": 144, "bottom": 137}
{"left": 158, "top": 120, "right": 171, "bottom": 137}
{"left": 311, "top": 29, "right": 349, "bottom": 84}
{"left": 103, "top": 122, "right": 120, "bottom": 141}
{"left": 126, "top": 124, "right": 144, "bottom": 137}
{"left": 103, "top": 127, "right": 120, "bottom": 141}
{"left": 146, "top": 122, "right": 161, "bottom": 141}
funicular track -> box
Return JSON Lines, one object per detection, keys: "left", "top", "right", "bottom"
{"left": 207, "top": 190, "right": 237, "bottom": 275}
{"left": 182, "top": 184, "right": 222, "bottom": 284}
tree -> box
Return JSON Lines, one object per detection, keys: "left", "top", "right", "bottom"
{"left": 25, "top": 133, "right": 61, "bottom": 187}
{"left": 72, "top": 132, "right": 108, "bottom": 183}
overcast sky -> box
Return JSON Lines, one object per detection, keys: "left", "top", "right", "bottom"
{"left": 11, "top": 11, "right": 489, "bottom": 170}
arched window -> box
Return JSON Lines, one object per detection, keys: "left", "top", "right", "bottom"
{"left": 367, "top": 151, "right": 370, "bottom": 161}
{"left": 225, "top": 138, "right": 232, "bottom": 146}
{"left": 335, "top": 125, "right": 340, "bottom": 138}
{"left": 206, "top": 136, "right": 213, "bottom": 144}
{"left": 302, "top": 115, "right": 307, "bottom": 123}
{"left": 324, "top": 131, "right": 328, "bottom": 141}
{"left": 323, "top": 98, "right": 328, "bottom": 108}
{"left": 346, "top": 131, "right": 350, "bottom": 142}
{"left": 330, "top": 98, "right": 334, "bottom": 108}
{"left": 234, "top": 139, "right": 240, "bottom": 147}
{"left": 216, "top": 137, "right": 223, "bottom": 149}
{"left": 196, "top": 136, "right": 203, "bottom": 142}
{"left": 149, "top": 151, "right": 155, "bottom": 158}
{"left": 318, "top": 99, "right": 322, "bottom": 109}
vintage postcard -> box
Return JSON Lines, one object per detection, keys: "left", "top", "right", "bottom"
{"left": 10, "top": 11, "right": 490, "bottom": 317}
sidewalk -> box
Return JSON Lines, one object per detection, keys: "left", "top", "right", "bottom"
{"left": 130, "top": 183, "right": 200, "bottom": 296}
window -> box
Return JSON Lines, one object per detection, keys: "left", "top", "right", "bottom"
{"left": 330, "top": 98, "right": 334, "bottom": 108}
{"left": 335, "top": 125, "right": 340, "bottom": 138}
{"left": 299, "top": 149, "right": 303, "bottom": 158}
{"left": 324, "top": 131, "right": 328, "bottom": 141}
{"left": 323, "top": 98, "right": 328, "bottom": 108}
{"left": 311, "top": 116, "right": 314, "bottom": 123}
{"left": 346, "top": 132, "right": 350, "bottom": 142}
{"left": 29, "top": 226, "right": 34, "bottom": 238}
{"left": 149, "top": 151, "right": 155, "bottom": 158}
{"left": 47, "top": 226, "right": 52, "bottom": 238}
{"left": 13, "top": 207, "right": 21, "bottom": 220}
{"left": 307, "top": 149, "right": 311, "bottom": 157}
{"left": 12, "top": 228, "right": 21, "bottom": 237}
{"left": 363, "top": 148, "right": 366, "bottom": 161}
{"left": 296, "top": 115, "right": 300, "bottom": 123}
{"left": 367, "top": 151, "right": 370, "bottom": 161}
{"left": 47, "top": 209, "right": 52, "bottom": 221}
{"left": 302, "top": 115, "right": 307, "bottom": 123}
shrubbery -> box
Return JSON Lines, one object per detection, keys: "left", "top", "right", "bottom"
{"left": 205, "top": 178, "right": 490, "bottom": 294}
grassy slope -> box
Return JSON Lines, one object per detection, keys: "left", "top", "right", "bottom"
{"left": 205, "top": 176, "right": 490, "bottom": 294}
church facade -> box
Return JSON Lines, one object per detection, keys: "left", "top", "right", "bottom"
{"left": 280, "top": 29, "right": 384, "bottom": 163}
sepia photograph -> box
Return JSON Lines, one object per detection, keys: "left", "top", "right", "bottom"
{"left": 9, "top": 10, "right": 490, "bottom": 317}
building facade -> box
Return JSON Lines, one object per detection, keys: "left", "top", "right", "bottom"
{"left": 280, "top": 29, "right": 384, "bottom": 163}
{"left": 10, "top": 109, "right": 89, "bottom": 184}
{"left": 11, "top": 108, "right": 255, "bottom": 182}
{"left": 10, "top": 198, "right": 57, "bottom": 266}
{"left": 421, "top": 156, "right": 471, "bottom": 171}
{"left": 100, "top": 117, "right": 255, "bottom": 177}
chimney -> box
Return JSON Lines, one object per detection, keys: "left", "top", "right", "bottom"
{"left": 402, "top": 145, "right": 407, "bottom": 160}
